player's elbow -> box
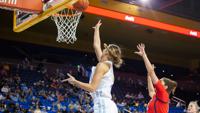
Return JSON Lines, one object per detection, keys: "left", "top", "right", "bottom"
{"left": 148, "top": 93, "right": 152, "bottom": 97}
{"left": 149, "top": 92, "right": 155, "bottom": 98}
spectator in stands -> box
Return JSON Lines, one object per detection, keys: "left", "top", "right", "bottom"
{"left": 0, "top": 93, "right": 5, "bottom": 101}
{"left": 22, "top": 58, "right": 30, "bottom": 69}
{"left": 34, "top": 105, "right": 41, "bottom": 113}
{"left": 1, "top": 84, "right": 10, "bottom": 93}
{"left": 137, "top": 91, "right": 144, "bottom": 100}
{"left": 125, "top": 92, "right": 131, "bottom": 99}
{"left": 135, "top": 43, "right": 177, "bottom": 113}
{"left": 0, "top": 64, "right": 9, "bottom": 77}
{"left": 68, "top": 101, "right": 75, "bottom": 111}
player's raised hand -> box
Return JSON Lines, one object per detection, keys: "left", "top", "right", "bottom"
{"left": 93, "top": 20, "right": 102, "bottom": 29}
{"left": 134, "top": 43, "right": 146, "bottom": 57}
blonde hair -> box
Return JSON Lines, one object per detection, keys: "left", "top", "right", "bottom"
{"left": 104, "top": 43, "right": 123, "bottom": 68}
{"left": 189, "top": 101, "right": 200, "bottom": 112}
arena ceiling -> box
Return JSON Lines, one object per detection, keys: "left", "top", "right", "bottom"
{"left": 0, "top": 0, "right": 200, "bottom": 68}
{"left": 117, "top": 0, "right": 200, "bottom": 22}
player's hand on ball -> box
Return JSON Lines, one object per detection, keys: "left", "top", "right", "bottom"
{"left": 93, "top": 20, "right": 102, "bottom": 29}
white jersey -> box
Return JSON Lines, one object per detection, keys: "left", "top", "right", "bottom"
{"left": 89, "top": 61, "right": 118, "bottom": 113}
{"left": 89, "top": 61, "right": 114, "bottom": 99}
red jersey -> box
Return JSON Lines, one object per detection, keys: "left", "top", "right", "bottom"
{"left": 147, "top": 81, "right": 169, "bottom": 113}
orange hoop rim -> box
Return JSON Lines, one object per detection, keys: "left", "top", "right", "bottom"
{"left": 52, "top": 7, "right": 82, "bottom": 17}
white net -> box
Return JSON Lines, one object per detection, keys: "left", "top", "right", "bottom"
{"left": 51, "top": 8, "right": 82, "bottom": 44}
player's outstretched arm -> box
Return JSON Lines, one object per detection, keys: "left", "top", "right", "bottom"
{"left": 62, "top": 62, "right": 109, "bottom": 92}
{"left": 135, "top": 43, "right": 159, "bottom": 84}
{"left": 93, "top": 20, "right": 103, "bottom": 62}
{"left": 147, "top": 65, "right": 156, "bottom": 98}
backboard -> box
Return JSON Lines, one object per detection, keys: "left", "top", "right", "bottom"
{"left": 13, "top": 0, "right": 78, "bottom": 32}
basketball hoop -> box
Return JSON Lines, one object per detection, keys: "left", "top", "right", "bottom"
{"left": 51, "top": 8, "right": 82, "bottom": 44}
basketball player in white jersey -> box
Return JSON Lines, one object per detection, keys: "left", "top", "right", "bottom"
{"left": 62, "top": 20, "right": 123, "bottom": 113}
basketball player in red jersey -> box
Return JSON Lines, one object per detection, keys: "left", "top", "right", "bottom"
{"left": 135, "top": 43, "right": 177, "bottom": 113}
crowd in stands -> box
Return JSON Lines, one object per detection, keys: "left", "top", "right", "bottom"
{"left": 0, "top": 57, "right": 193, "bottom": 113}
{"left": 0, "top": 58, "right": 94, "bottom": 113}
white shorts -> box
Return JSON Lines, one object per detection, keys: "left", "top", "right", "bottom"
{"left": 93, "top": 97, "right": 118, "bottom": 113}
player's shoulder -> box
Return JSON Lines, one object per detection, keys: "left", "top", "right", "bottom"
{"left": 96, "top": 61, "right": 110, "bottom": 70}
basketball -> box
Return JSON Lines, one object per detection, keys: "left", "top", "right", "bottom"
{"left": 73, "top": 0, "right": 89, "bottom": 11}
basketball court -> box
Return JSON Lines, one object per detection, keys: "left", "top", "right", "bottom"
{"left": 0, "top": 0, "right": 200, "bottom": 112}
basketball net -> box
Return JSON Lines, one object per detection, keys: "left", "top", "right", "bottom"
{"left": 51, "top": 8, "right": 82, "bottom": 44}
